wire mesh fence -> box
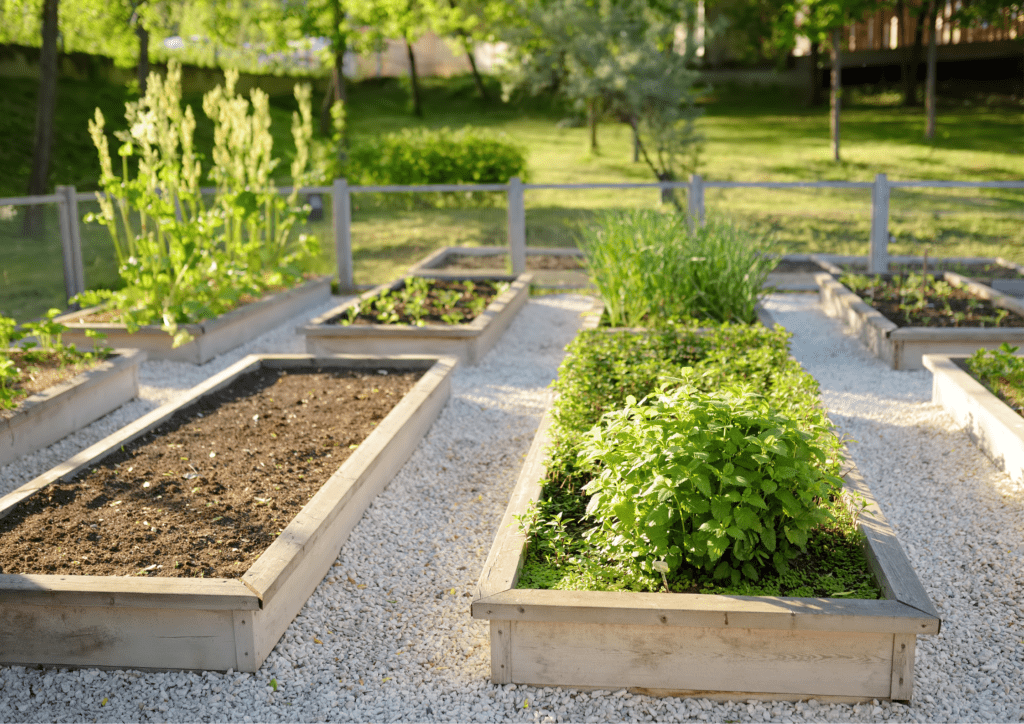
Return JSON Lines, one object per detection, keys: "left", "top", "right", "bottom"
{"left": 0, "top": 202, "right": 69, "bottom": 321}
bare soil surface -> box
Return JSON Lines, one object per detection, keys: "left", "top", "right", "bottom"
{"left": 437, "top": 253, "right": 583, "bottom": 271}
{"left": 852, "top": 278, "right": 1024, "bottom": 328}
{"left": 771, "top": 260, "right": 827, "bottom": 273}
{"left": 0, "top": 366, "right": 421, "bottom": 579}
{"left": 1, "top": 350, "right": 109, "bottom": 420}
{"left": 329, "top": 278, "right": 506, "bottom": 326}
{"left": 841, "top": 261, "right": 1024, "bottom": 279}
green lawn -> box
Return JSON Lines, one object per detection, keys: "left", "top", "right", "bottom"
{"left": 2, "top": 73, "right": 1022, "bottom": 320}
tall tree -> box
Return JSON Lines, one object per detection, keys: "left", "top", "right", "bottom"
{"left": 23, "top": 0, "right": 59, "bottom": 236}
{"left": 778, "top": 0, "right": 880, "bottom": 161}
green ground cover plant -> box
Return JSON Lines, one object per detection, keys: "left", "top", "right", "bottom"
{"left": 965, "top": 343, "right": 1024, "bottom": 416}
{"left": 839, "top": 272, "right": 1024, "bottom": 328}
{"left": 0, "top": 310, "right": 109, "bottom": 411}
{"left": 517, "top": 325, "right": 880, "bottom": 598}
{"left": 332, "top": 278, "right": 509, "bottom": 326}
{"left": 580, "top": 211, "right": 776, "bottom": 326}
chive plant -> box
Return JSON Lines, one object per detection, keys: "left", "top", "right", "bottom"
{"left": 579, "top": 210, "right": 777, "bottom": 327}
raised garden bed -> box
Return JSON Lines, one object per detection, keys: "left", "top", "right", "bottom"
{"left": 473, "top": 323, "right": 940, "bottom": 702}
{"left": 923, "top": 352, "right": 1024, "bottom": 483}
{"left": 54, "top": 277, "right": 333, "bottom": 365}
{"left": 1, "top": 349, "right": 145, "bottom": 467}
{"left": 0, "top": 353, "right": 455, "bottom": 671}
{"left": 299, "top": 274, "right": 532, "bottom": 365}
{"left": 816, "top": 272, "right": 1024, "bottom": 370}
{"left": 410, "top": 246, "right": 589, "bottom": 289}
{"left": 815, "top": 255, "right": 1024, "bottom": 296}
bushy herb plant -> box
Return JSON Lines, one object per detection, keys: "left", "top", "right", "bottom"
{"left": 80, "top": 60, "right": 318, "bottom": 347}
{"left": 580, "top": 380, "right": 843, "bottom": 586}
{"left": 343, "top": 127, "right": 528, "bottom": 208}
{"left": 0, "top": 311, "right": 110, "bottom": 411}
{"left": 517, "top": 325, "right": 879, "bottom": 598}
{"left": 579, "top": 211, "right": 777, "bottom": 327}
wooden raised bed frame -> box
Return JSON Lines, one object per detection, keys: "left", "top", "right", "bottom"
{"left": 923, "top": 353, "right": 1024, "bottom": 484}
{"left": 0, "top": 353, "right": 455, "bottom": 672}
{"left": 472, "top": 308, "right": 940, "bottom": 702}
{"left": 299, "top": 273, "right": 532, "bottom": 365}
{"left": 55, "top": 277, "right": 332, "bottom": 365}
{"left": 1, "top": 349, "right": 145, "bottom": 468}
{"left": 816, "top": 272, "right": 1024, "bottom": 371}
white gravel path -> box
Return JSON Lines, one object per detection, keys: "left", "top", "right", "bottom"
{"left": 0, "top": 292, "right": 1022, "bottom": 723}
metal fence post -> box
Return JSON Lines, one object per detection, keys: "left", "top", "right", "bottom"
{"left": 507, "top": 177, "right": 526, "bottom": 276}
{"left": 688, "top": 174, "right": 705, "bottom": 229}
{"left": 56, "top": 185, "right": 85, "bottom": 304}
{"left": 332, "top": 177, "right": 354, "bottom": 292}
{"left": 869, "top": 172, "right": 890, "bottom": 274}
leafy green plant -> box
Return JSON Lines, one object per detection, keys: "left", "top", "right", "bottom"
{"left": 0, "top": 310, "right": 111, "bottom": 411}
{"left": 79, "top": 60, "right": 318, "bottom": 347}
{"left": 579, "top": 379, "right": 843, "bottom": 586}
{"left": 966, "top": 343, "right": 1024, "bottom": 413}
{"left": 337, "top": 279, "right": 507, "bottom": 326}
{"left": 580, "top": 211, "right": 777, "bottom": 327}
{"left": 516, "top": 324, "right": 878, "bottom": 598}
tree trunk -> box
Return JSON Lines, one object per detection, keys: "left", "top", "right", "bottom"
{"left": 320, "top": 0, "right": 348, "bottom": 136}
{"left": 136, "top": 22, "right": 150, "bottom": 95}
{"left": 587, "top": 97, "right": 599, "bottom": 153}
{"left": 807, "top": 40, "right": 823, "bottom": 107}
{"left": 464, "top": 41, "right": 489, "bottom": 102}
{"left": 906, "top": 3, "right": 928, "bottom": 107}
{"left": 406, "top": 37, "right": 423, "bottom": 117}
{"left": 896, "top": 0, "right": 914, "bottom": 106}
{"left": 924, "top": 0, "right": 938, "bottom": 139}
{"left": 830, "top": 27, "right": 842, "bottom": 163}
{"left": 23, "top": 0, "right": 59, "bottom": 238}
{"left": 448, "top": 0, "right": 488, "bottom": 102}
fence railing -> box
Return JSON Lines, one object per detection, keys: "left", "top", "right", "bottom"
{"left": 2, "top": 174, "right": 1023, "bottom": 312}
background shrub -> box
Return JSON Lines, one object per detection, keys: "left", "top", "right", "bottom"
{"left": 344, "top": 127, "right": 528, "bottom": 208}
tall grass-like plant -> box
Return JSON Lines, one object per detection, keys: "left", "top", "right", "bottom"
{"left": 81, "top": 61, "right": 317, "bottom": 346}
{"left": 579, "top": 211, "right": 777, "bottom": 326}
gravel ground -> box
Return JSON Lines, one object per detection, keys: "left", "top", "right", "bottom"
{"left": 0, "top": 292, "right": 1022, "bottom": 723}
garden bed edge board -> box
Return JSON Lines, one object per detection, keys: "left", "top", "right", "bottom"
{"left": 0, "top": 352, "right": 456, "bottom": 672}
{"left": 1, "top": 349, "right": 145, "bottom": 468}
{"left": 472, "top": 405, "right": 940, "bottom": 701}
{"left": 922, "top": 353, "right": 1024, "bottom": 484}
{"left": 54, "top": 276, "right": 332, "bottom": 365}
{"left": 298, "top": 273, "right": 532, "bottom": 365}
{"left": 815, "top": 273, "right": 1024, "bottom": 371}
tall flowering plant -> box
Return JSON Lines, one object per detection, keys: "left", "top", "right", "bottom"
{"left": 81, "top": 61, "right": 317, "bottom": 347}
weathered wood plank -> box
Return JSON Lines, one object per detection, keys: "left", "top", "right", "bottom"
{"left": 890, "top": 634, "right": 916, "bottom": 701}
{"left": 509, "top": 620, "right": 894, "bottom": 698}
{"left": 841, "top": 462, "right": 940, "bottom": 626}
{"left": 0, "top": 602, "right": 239, "bottom": 671}
{"left": 0, "top": 574, "right": 258, "bottom": 610}
{"left": 491, "top": 620, "right": 513, "bottom": 685}
{"left": 473, "top": 588, "right": 937, "bottom": 635}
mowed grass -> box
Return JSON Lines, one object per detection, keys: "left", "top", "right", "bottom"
{"left": 1, "top": 73, "right": 1022, "bottom": 319}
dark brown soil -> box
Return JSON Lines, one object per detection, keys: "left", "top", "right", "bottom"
{"left": 329, "top": 278, "right": 507, "bottom": 326}
{"left": 1, "top": 350, "right": 109, "bottom": 420}
{"left": 0, "top": 366, "right": 421, "bottom": 579}
{"left": 437, "top": 253, "right": 583, "bottom": 271}
{"left": 841, "top": 261, "right": 1024, "bottom": 279}
{"left": 850, "top": 277, "right": 1024, "bottom": 328}
{"left": 771, "top": 260, "right": 827, "bottom": 273}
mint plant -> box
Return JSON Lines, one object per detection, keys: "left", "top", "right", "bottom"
{"left": 579, "top": 380, "right": 844, "bottom": 585}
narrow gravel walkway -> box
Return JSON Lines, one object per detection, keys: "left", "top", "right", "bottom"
{"left": 0, "top": 292, "right": 1021, "bottom": 723}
